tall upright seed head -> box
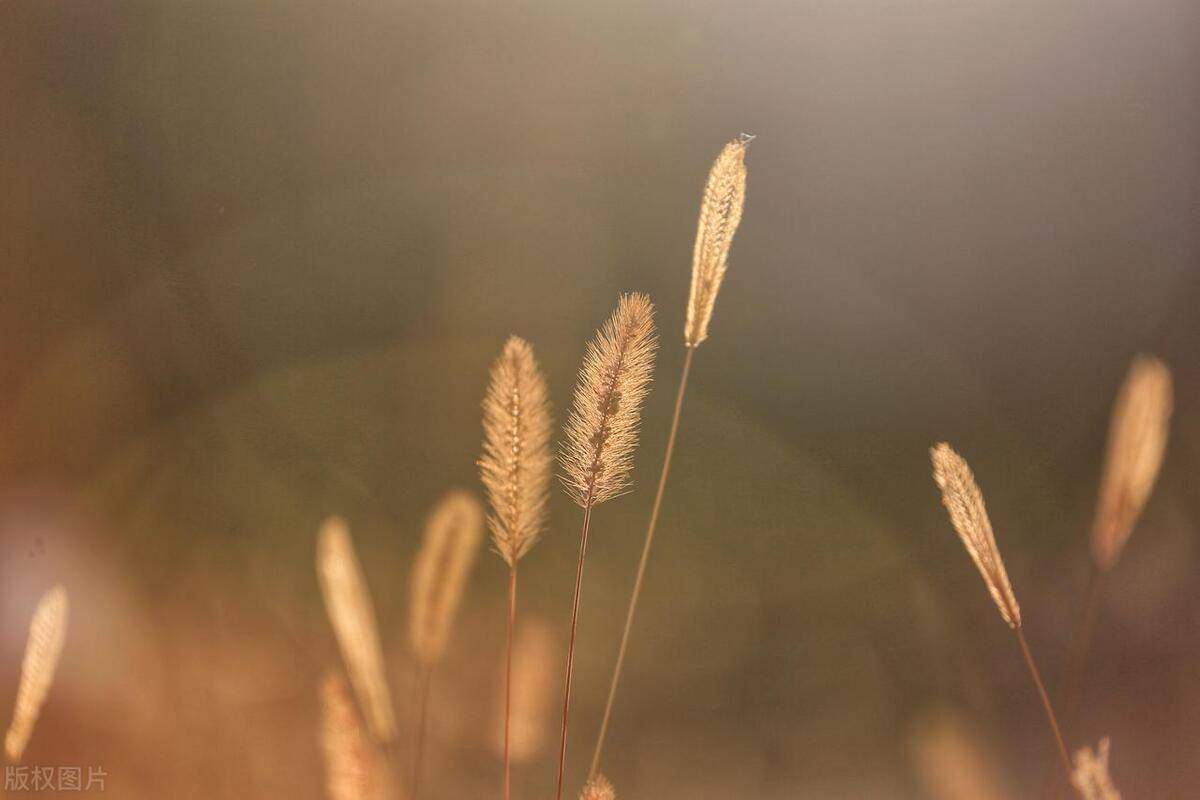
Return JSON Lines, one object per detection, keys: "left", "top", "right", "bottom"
{"left": 317, "top": 518, "right": 398, "bottom": 742}
{"left": 561, "top": 293, "right": 659, "bottom": 508}
{"left": 480, "top": 336, "right": 553, "bottom": 566}
{"left": 684, "top": 136, "right": 749, "bottom": 348}
{"left": 4, "top": 585, "right": 68, "bottom": 763}
{"left": 1091, "top": 356, "right": 1173, "bottom": 571}
{"left": 408, "top": 490, "right": 485, "bottom": 666}
{"left": 579, "top": 774, "right": 616, "bottom": 800}
{"left": 931, "top": 443, "right": 1022, "bottom": 629}
{"left": 318, "top": 673, "right": 392, "bottom": 800}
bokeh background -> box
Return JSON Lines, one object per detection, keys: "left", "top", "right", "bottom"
{"left": 2, "top": 1, "right": 1198, "bottom": 797}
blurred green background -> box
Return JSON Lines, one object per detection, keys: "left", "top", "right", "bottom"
{"left": 1, "top": 1, "right": 1198, "bottom": 797}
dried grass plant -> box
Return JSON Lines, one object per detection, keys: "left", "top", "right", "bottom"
{"left": 479, "top": 335, "right": 553, "bottom": 800}
{"left": 556, "top": 293, "right": 658, "bottom": 800}
{"left": 316, "top": 517, "right": 398, "bottom": 743}
{"left": 1070, "top": 738, "right": 1120, "bottom": 800}
{"left": 930, "top": 443, "right": 1071, "bottom": 779}
{"left": 319, "top": 672, "right": 394, "bottom": 800}
{"left": 407, "top": 489, "right": 484, "bottom": 798}
{"left": 591, "top": 135, "right": 750, "bottom": 776}
{"left": 4, "top": 585, "right": 68, "bottom": 763}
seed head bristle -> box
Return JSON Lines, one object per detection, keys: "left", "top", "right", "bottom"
{"left": 480, "top": 336, "right": 553, "bottom": 567}
{"left": 685, "top": 137, "right": 749, "bottom": 348}
{"left": 579, "top": 773, "right": 616, "bottom": 800}
{"left": 1070, "top": 738, "right": 1121, "bottom": 800}
{"left": 317, "top": 518, "right": 398, "bottom": 742}
{"left": 408, "top": 490, "right": 484, "bottom": 665}
{"left": 1091, "top": 356, "right": 1173, "bottom": 571}
{"left": 560, "top": 293, "right": 659, "bottom": 508}
{"left": 4, "top": 585, "right": 68, "bottom": 763}
{"left": 930, "top": 443, "right": 1021, "bottom": 629}
{"left": 318, "top": 673, "right": 392, "bottom": 800}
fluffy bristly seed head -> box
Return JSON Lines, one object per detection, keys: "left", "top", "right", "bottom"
{"left": 480, "top": 336, "right": 553, "bottom": 567}
{"left": 560, "top": 293, "right": 658, "bottom": 508}
{"left": 684, "top": 136, "right": 749, "bottom": 348}
{"left": 1071, "top": 738, "right": 1121, "bottom": 800}
{"left": 318, "top": 673, "right": 393, "bottom": 800}
{"left": 579, "top": 773, "right": 616, "bottom": 800}
{"left": 4, "top": 585, "right": 68, "bottom": 763}
{"left": 408, "top": 490, "right": 484, "bottom": 665}
{"left": 1091, "top": 356, "right": 1173, "bottom": 571}
{"left": 931, "top": 443, "right": 1022, "bottom": 629}
{"left": 317, "top": 518, "right": 398, "bottom": 742}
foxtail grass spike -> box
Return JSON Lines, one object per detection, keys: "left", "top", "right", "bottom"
{"left": 685, "top": 137, "right": 749, "bottom": 348}
{"left": 4, "top": 585, "right": 68, "bottom": 763}
{"left": 317, "top": 518, "right": 398, "bottom": 743}
{"left": 556, "top": 294, "right": 657, "bottom": 800}
{"left": 408, "top": 490, "right": 485, "bottom": 666}
{"left": 560, "top": 293, "right": 659, "bottom": 508}
{"left": 930, "top": 443, "right": 1021, "bottom": 629}
{"left": 1091, "top": 356, "right": 1172, "bottom": 571}
{"left": 481, "top": 335, "right": 553, "bottom": 567}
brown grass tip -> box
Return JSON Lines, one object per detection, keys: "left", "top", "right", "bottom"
{"left": 930, "top": 443, "right": 1021, "bottom": 629}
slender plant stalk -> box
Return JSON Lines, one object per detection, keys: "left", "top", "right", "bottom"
{"left": 590, "top": 346, "right": 694, "bottom": 777}
{"left": 1015, "top": 627, "right": 1072, "bottom": 780}
{"left": 411, "top": 665, "right": 433, "bottom": 800}
{"left": 503, "top": 565, "right": 517, "bottom": 800}
{"left": 555, "top": 294, "right": 658, "bottom": 800}
{"left": 1040, "top": 567, "right": 1108, "bottom": 800}
{"left": 556, "top": 503, "right": 594, "bottom": 800}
